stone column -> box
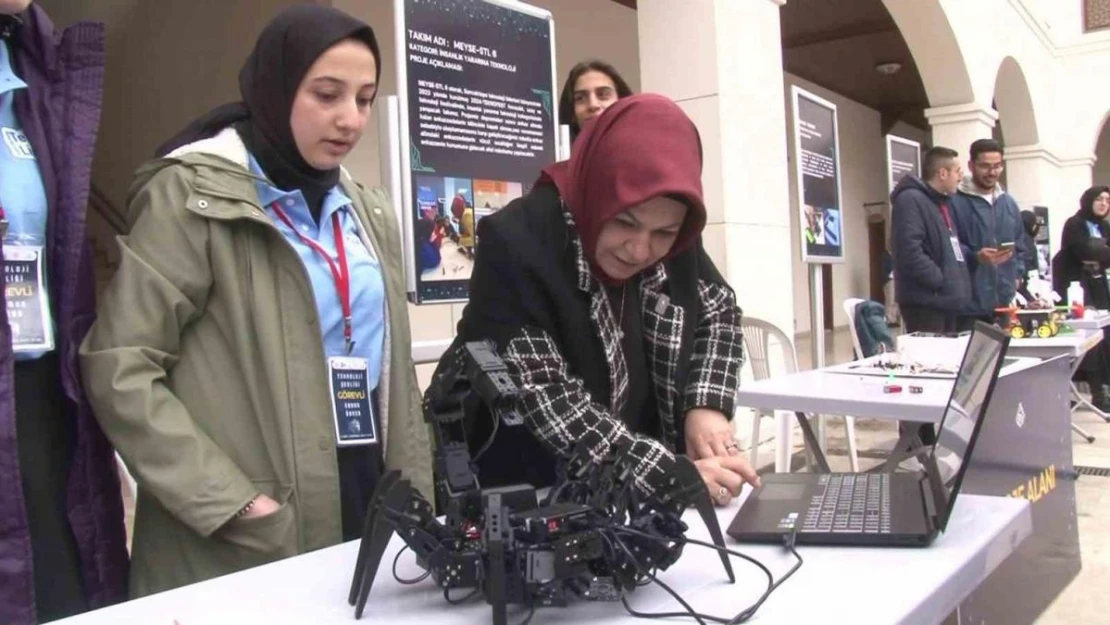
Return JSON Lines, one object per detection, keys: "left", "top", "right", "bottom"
{"left": 1005, "top": 145, "right": 1059, "bottom": 212}
{"left": 638, "top": 0, "right": 795, "bottom": 338}
{"left": 1052, "top": 156, "right": 1095, "bottom": 252}
{"left": 924, "top": 103, "right": 999, "bottom": 157}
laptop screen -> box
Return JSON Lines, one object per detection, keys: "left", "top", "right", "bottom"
{"left": 930, "top": 322, "right": 1009, "bottom": 529}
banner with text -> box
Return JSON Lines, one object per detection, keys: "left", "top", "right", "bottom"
{"left": 886, "top": 135, "right": 921, "bottom": 193}
{"left": 792, "top": 87, "right": 844, "bottom": 263}
{"left": 397, "top": 0, "right": 557, "bottom": 303}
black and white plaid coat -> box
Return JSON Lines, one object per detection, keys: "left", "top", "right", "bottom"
{"left": 442, "top": 184, "right": 744, "bottom": 496}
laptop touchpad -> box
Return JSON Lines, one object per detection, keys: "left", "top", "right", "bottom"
{"left": 760, "top": 483, "right": 807, "bottom": 501}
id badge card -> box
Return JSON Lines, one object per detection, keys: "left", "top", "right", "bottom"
{"left": 4, "top": 245, "right": 54, "bottom": 353}
{"left": 949, "top": 236, "right": 965, "bottom": 263}
{"left": 328, "top": 356, "right": 378, "bottom": 446}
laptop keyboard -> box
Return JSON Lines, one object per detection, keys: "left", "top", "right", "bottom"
{"left": 800, "top": 474, "right": 892, "bottom": 534}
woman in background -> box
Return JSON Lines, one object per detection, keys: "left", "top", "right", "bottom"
{"left": 557, "top": 59, "right": 633, "bottom": 143}
{"left": 1052, "top": 186, "right": 1110, "bottom": 412}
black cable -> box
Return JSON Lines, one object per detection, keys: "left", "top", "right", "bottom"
{"left": 391, "top": 545, "right": 431, "bottom": 585}
{"left": 471, "top": 404, "right": 500, "bottom": 464}
{"left": 731, "top": 538, "right": 803, "bottom": 623}
{"left": 607, "top": 525, "right": 803, "bottom": 624}
{"left": 444, "top": 586, "right": 481, "bottom": 605}
{"left": 602, "top": 530, "right": 712, "bottom": 625}
{"left": 614, "top": 527, "right": 775, "bottom": 585}
{"left": 516, "top": 603, "right": 537, "bottom": 625}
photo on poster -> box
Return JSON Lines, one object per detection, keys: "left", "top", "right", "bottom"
{"left": 413, "top": 175, "right": 474, "bottom": 282}
{"left": 792, "top": 87, "right": 844, "bottom": 263}
{"left": 396, "top": 0, "right": 557, "bottom": 303}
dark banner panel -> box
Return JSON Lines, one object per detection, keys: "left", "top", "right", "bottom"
{"left": 792, "top": 88, "right": 843, "bottom": 263}
{"left": 887, "top": 135, "right": 921, "bottom": 193}
{"left": 398, "top": 0, "right": 557, "bottom": 302}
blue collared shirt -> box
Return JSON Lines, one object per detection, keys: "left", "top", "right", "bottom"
{"left": 249, "top": 154, "right": 386, "bottom": 390}
{"left": 1, "top": 39, "right": 52, "bottom": 359}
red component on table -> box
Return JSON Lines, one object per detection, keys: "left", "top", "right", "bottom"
{"left": 883, "top": 384, "right": 902, "bottom": 394}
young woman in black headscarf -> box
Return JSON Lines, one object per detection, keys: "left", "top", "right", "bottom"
{"left": 1052, "top": 185, "right": 1110, "bottom": 411}
{"left": 80, "top": 5, "right": 431, "bottom": 595}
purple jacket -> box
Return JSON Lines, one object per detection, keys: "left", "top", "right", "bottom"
{"left": 2, "top": 6, "right": 128, "bottom": 623}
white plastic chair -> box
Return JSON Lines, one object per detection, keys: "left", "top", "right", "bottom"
{"left": 836, "top": 298, "right": 868, "bottom": 472}
{"left": 742, "top": 317, "right": 808, "bottom": 472}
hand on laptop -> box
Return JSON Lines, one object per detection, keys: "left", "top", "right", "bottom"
{"left": 685, "top": 408, "right": 741, "bottom": 459}
{"left": 695, "top": 456, "right": 760, "bottom": 506}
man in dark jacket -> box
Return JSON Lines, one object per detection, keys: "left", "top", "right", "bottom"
{"left": 891, "top": 146, "right": 972, "bottom": 334}
{"left": 1, "top": 3, "right": 128, "bottom": 623}
{"left": 950, "top": 139, "right": 1027, "bottom": 330}
{"left": 890, "top": 146, "right": 971, "bottom": 451}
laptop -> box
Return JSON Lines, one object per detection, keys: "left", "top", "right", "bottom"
{"left": 728, "top": 321, "right": 1009, "bottom": 547}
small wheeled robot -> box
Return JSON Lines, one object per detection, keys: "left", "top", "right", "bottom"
{"left": 993, "top": 305, "right": 1063, "bottom": 339}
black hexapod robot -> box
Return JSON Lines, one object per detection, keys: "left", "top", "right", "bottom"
{"left": 348, "top": 341, "right": 734, "bottom": 624}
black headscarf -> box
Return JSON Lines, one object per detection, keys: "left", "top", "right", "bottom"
{"left": 1020, "top": 210, "right": 1038, "bottom": 237}
{"left": 1079, "top": 185, "right": 1110, "bottom": 223}
{"left": 155, "top": 5, "right": 381, "bottom": 219}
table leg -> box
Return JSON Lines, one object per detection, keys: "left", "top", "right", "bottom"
{"left": 1068, "top": 357, "right": 1108, "bottom": 442}
{"left": 1069, "top": 381, "right": 1107, "bottom": 416}
{"left": 873, "top": 429, "right": 927, "bottom": 472}
{"left": 1071, "top": 420, "right": 1096, "bottom": 444}
{"left": 794, "top": 411, "right": 831, "bottom": 472}
{"left": 775, "top": 410, "right": 793, "bottom": 473}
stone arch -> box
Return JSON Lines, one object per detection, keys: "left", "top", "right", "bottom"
{"left": 1093, "top": 111, "right": 1110, "bottom": 184}
{"left": 991, "top": 56, "right": 1039, "bottom": 147}
{"left": 882, "top": 0, "right": 975, "bottom": 107}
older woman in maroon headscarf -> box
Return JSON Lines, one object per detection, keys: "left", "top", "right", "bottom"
{"left": 435, "top": 94, "right": 756, "bottom": 506}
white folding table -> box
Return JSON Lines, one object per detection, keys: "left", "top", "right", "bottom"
{"left": 54, "top": 494, "right": 1031, "bottom": 625}
{"left": 737, "top": 356, "right": 1043, "bottom": 472}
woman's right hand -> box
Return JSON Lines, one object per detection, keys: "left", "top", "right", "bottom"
{"left": 695, "top": 456, "right": 760, "bottom": 507}
{"left": 240, "top": 494, "right": 281, "bottom": 519}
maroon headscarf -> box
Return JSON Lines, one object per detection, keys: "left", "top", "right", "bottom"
{"left": 539, "top": 93, "right": 706, "bottom": 283}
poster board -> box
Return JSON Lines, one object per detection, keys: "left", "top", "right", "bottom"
{"left": 791, "top": 86, "right": 844, "bottom": 263}
{"left": 1033, "top": 206, "right": 1050, "bottom": 277}
{"left": 395, "top": 0, "right": 558, "bottom": 303}
{"left": 886, "top": 134, "right": 921, "bottom": 192}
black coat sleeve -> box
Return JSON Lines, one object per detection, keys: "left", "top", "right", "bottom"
{"left": 682, "top": 245, "right": 744, "bottom": 417}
